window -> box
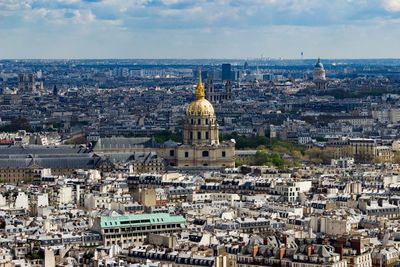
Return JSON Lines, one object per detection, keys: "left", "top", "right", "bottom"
{"left": 191, "top": 119, "right": 194, "bottom": 125}
{"left": 205, "top": 132, "right": 209, "bottom": 139}
{"left": 169, "top": 150, "right": 175, "bottom": 156}
{"left": 205, "top": 119, "right": 209, "bottom": 124}
{"left": 185, "top": 152, "right": 189, "bottom": 158}
{"left": 190, "top": 131, "right": 193, "bottom": 140}
{"left": 202, "top": 151, "right": 209, "bottom": 157}
{"left": 197, "top": 131, "right": 201, "bottom": 139}
{"left": 198, "top": 119, "right": 201, "bottom": 125}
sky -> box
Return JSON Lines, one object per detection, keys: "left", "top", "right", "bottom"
{"left": 1, "top": 0, "right": 400, "bottom": 59}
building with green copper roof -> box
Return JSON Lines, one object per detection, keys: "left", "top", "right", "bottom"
{"left": 92, "top": 213, "right": 186, "bottom": 247}
{"left": 100, "top": 213, "right": 186, "bottom": 228}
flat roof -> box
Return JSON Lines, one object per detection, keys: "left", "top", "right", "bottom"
{"left": 100, "top": 213, "right": 186, "bottom": 228}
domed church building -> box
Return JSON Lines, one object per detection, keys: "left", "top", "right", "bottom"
{"left": 171, "top": 70, "right": 235, "bottom": 169}
{"left": 313, "top": 58, "right": 328, "bottom": 90}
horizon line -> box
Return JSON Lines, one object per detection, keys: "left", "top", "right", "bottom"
{"left": 1, "top": 57, "right": 400, "bottom": 61}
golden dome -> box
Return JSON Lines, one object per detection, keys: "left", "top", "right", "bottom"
{"left": 186, "top": 68, "right": 216, "bottom": 117}
{"left": 186, "top": 98, "right": 215, "bottom": 116}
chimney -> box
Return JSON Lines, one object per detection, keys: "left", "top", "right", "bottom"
{"left": 279, "top": 247, "right": 285, "bottom": 260}
{"left": 335, "top": 237, "right": 346, "bottom": 260}
{"left": 282, "top": 235, "right": 288, "bottom": 247}
{"left": 338, "top": 246, "right": 344, "bottom": 260}
{"left": 307, "top": 245, "right": 313, "bottom": 257}
{"left": 351, "top": 238, "right": 361, "bottom": 255}
{"left": 252, "top": 245, "right": 259, "bottom": 257}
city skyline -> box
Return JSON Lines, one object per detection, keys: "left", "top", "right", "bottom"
{"left": 1, "top": 0, "right": 400, "bottom": 59}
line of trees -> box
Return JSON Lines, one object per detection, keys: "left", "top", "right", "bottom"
{"left": 0, "top": 117, "right": 32, "bottom": 132}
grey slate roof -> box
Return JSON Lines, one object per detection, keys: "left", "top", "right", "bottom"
{"left": 93, "top": 137, "right": 153, "bottom": 150}
{"left": 104, "top": 152, "right": 163, "bottom": 164}
{"left": 0, "top": 145, "right": 89, "bottom": 156}
{"left": 0, "top": 155, "right": 101, "bottom": 169}
{"left": 162, "top": 139, "right": 178, "bottom": 148}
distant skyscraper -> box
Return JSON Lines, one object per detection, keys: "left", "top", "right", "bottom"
{"left": 313, "top": 58, "right": 328, "bottom": 90}
{"left": 53, "top": 85, "right": 58, "bottom": 96}
{"left": 221, "top": 64, "right": 232, "bottom": 81}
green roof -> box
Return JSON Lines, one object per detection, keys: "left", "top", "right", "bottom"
{"left": 100, "top": 213, "right": 186, "bottom": 228}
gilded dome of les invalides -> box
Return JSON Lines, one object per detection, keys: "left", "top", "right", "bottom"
{"left": 186, "top": 71, "right": 215, "bottom": 117}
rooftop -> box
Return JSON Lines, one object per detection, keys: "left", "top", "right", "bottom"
{"left": 100, "top": 213, "right": 186, "bottom": 228}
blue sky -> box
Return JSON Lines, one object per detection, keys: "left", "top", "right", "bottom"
{"left": 1, "top": 0, "right": 400, "bottom": 59}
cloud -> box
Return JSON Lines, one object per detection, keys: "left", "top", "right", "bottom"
{"left": 3, "top": 0, "right": 400, "bottom": 28}
{"left": 1, "top": 0, "right": 400, "bottom": 58}
{"left": 0, "top": 0, "right": 32, "bottom": 11}
{"left": 383, "top": 0, "right": 400, "bottom": 12}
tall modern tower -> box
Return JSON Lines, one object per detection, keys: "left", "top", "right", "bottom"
{"left": 222, "top": 64, "right": 232, "bottom": 81}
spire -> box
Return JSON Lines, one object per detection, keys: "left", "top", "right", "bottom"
{"left": 196, "top": 68, "right": 205, "bottom": 100}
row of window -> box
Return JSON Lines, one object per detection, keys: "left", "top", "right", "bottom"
{"left": 106, "top": 239, "right": 142, "bottom": 245}
{"left": 186, "top": 151, "right": 226, "bottom": 158}
{"left": 170, "top": 150, "right": 226, "bottom": 158}
{"left": 190, "top": 131, "right": 210, "bottom": 140}
{"left": 0, "top": 169, "right": 25, "bottom": 173}
{"left": 190, "top": 118, "right": 213, "bottom": 125}
{"left": 104, "top": 223, "right": 179, "bottom": 233}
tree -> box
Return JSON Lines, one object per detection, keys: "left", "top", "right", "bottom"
{"left": 0, "top": 117, "right": 32, "bottom": 132}
{"left": 393, "top": 152, "right": 400, "bottom": 164}
{"left": 292, "top": 150, "right": 303, "bottom": 161}
{"left": 154, "top": 130, "right": 182, "bottom": 143}
{"left": 304, "top": 147, "right": 323, "bottom": 164}
{"left": 321, "top": 147, "right": 337, "bottom": 164}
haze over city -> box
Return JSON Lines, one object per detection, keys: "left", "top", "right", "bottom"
{"left": 2, "top": 0, "right": 400, "bottom": 59}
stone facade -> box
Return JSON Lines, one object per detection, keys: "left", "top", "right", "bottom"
{"left": 173, "top": 71, "right": 235, "bottom": 168}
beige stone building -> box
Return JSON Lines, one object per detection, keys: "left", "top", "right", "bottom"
{"left": 326, "top": 138, "right": 394, "bottom": 164}
{"left": 173, "top": 72, "right": 235, "bottom": 168}
{"left": 91, "top": 71, "right": 236, "bottom": 170}
{"left": 313, "top": 58, "right": 328, "bottom": 90}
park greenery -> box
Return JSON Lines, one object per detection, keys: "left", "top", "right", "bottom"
{"left": 0, "top": 117, "right": 32, "bottom": 132}
{"left": 219, "top": 132, "right": 334, "bottom": 168}
{"left": 153, "top": 130, "right": 343, "bottom": 168}
{"left": 220, "top": 132, "right": 304, "bottom": 151}
{"left": 235, "top": 146, "right": 344, "bottom": 169}
{"left": 154, "top": 130, "right": 182, "bottom": 143}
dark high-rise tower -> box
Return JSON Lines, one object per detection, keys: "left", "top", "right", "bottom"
{"left": 53, "top": 85, "right": 58, "bottom": 96}
{"left": 221, "top": 64, "right": 231, "bottom": 81}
